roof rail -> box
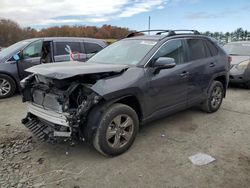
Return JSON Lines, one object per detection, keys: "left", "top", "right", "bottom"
{"left": 126, "top": 29, "right": 200, "bottom": 38}
{"left": 126, "top": 30, "right": 169, "bottom": 38}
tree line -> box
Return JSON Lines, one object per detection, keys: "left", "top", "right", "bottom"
{"left": 0, "top": 19, "right": 130, "bottom": 47}
{"left": 202, "top": 28, "right": 250, "bottom": 43}
{"left": 1, "top": 18, "right": 250, "bottom": 47}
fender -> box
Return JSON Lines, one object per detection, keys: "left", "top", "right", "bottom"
{"left": 83, "top": 94, "right": 143, "bottom": 142}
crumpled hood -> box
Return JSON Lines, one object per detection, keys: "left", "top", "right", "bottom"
{"left": 230, "top": 55, "right": 250, "bottom": 65}
{"left": 26, "top": 61, "right": 129, "bottom": 79}
{"left": 0, "top": 56, "right": 6, "bottom": 63}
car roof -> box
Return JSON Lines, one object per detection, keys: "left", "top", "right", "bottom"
{"left": 22, "top": 37, "right": 105, "bottom": 43}
{"left": 124, "top": 30, "right": 207, "bottom": 42}
{"left": 124, "top": 34, "right": 209, "bottom": 42}
{"left": 124, "top": 35, "right": 164, "bottom": 41}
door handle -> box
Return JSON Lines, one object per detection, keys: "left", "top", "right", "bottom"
{"left": 209, "top": 62, "right": 216, "bottom": 67}
{"left": 180, "top": 71, "right": 189, "bottom": 77}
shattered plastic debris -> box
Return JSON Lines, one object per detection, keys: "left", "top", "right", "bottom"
{"left": 189, "top": 153, "right": 216, "bottom": 166}
{"left": 37, "top": 158, "right": 44, "bottom": 165}
{"left": 161, "top": 134, "right": 166, "bottom": 137}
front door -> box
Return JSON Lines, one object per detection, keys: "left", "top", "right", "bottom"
{"left": 18, "top": 40, "right": 43, "bottom": 80}
{"left": 145, "top": 39, "right": 189, "bottom": 117}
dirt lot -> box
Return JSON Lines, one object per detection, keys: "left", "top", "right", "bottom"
{"left": 0, "top": 87, "right": 250, "bottom": 188}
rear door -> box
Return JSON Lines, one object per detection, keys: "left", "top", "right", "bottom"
{"left": 18, "top": 39, "right": 43, "bottom": 79}
{"left": 53, "top": 40, "right": 87, "bottom": 62}
{"left": 184, "top": 38, "right": 217, "bottom": 106}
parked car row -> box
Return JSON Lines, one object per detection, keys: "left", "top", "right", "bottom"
{"left": 0, "top": 37, "right": 107, "bottom": 98}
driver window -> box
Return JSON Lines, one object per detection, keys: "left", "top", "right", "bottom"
{"left": 23, "top": 40, "right": 43, "bottom": 59}
{"left": 151, "top": 39, "right": 184, "bottom": 65}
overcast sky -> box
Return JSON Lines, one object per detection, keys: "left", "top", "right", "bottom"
{"left": 0, "top": 0, "right": 250, "bottom": 32}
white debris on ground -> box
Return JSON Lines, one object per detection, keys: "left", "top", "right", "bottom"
{"left": 189, "top": 153, "right": 216, "bottom": 166}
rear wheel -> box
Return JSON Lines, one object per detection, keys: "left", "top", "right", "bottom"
{"left": 0, "top": 74, "right": 16, "bottom": 99}
{"left": 93, "top": 103, "right": 139, "bottom": 156}
{"left": 201, "top": 81, "right": 224, "bottom": 113}
{"left": 245, "top": 81, "right": 250, "bottom": 89}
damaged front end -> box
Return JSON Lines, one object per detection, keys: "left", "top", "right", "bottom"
{"left": 21, "top": 74, "right": 103, "bottom": 143}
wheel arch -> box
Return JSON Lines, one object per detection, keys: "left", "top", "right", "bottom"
{"left": 83, "top": 94, "right": 143, "bottom": 142}
{"left": 208, "top": 73, "right": 228, "bottom": 97}
{"left": 113, "top": 95, "right": 143, "bottom": 122}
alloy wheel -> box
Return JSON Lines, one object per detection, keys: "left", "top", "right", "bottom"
{"left": 210, "top": 86, "right": 222, "bottom": 109}
{"left": 0, "top": 78, "right": 11, "bottom": 97}
{"left": 106, "top": 114, "right": 134, "bottom": 149}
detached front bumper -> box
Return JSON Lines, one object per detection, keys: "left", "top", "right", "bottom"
{"left": 22, "top": 103, "right": 72, "bottom": 142}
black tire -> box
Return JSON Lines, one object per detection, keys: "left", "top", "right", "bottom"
{"left": 0, "top": 74, "right": 16, "bottom": 99}
{"left": 201, "top": 81, "right": 224, "bottom": 113}
{"left": 244, "top": 81, "right": 250, "bottom": 89}
{"left": 92, "top": 103, "right": 139, "bottom": 157}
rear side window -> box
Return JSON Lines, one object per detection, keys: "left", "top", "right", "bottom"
{"left": 187, "top": 39, "right": 207, "bottom": 61}
{"left": 84, "top": 42, "right": 103, "bottom": 54}
{"left": 55, "top": 42, "right": 82, "bottom": 56}
{"left": 205, "top": 40, "right": 219, "bottom": 56}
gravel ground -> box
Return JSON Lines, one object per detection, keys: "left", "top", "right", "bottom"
{"left": 0, "top": 87, "right": 250, "bottom": 188}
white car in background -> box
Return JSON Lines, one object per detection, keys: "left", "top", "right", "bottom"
{"left": 224, "top": 41, "right": 250, "bottom": 88}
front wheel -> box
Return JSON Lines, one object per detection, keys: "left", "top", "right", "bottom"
{"left": 201, "top": 81, "right": 224, "bottom": 113}
{"left": 93, "top": 103, "right": 139, "bottom": 156}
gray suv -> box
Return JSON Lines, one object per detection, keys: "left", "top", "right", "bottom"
{"left": 0, "top": 37, "right": 107, "bottom": 98}
{"left": 21, "top": 30, "right": 230, "bottom": 156}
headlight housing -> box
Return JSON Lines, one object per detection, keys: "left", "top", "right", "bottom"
{"left": 235, "top": 60, "right": 250, "bottom": 71}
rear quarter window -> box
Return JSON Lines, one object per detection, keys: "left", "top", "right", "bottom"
{"left": 205, "top": 40, "right": 219, "bottom": 57}
{"left": 187, "top": 39, "right": 207, "bottom": 61}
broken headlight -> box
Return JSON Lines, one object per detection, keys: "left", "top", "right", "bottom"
{"left": 235, "top": 60, "right": 250, "bottom": 71}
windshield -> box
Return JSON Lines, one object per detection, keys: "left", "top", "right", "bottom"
{"left": 0, "top": 40, "right": 30, "bottom": 58}
{"left": 88, "top": 40, "right": 157, "bottom": 65}
{"left": 224, "top": 43, "right": 250, "bottom": 56}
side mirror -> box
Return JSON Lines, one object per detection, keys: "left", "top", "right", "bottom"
{"left": 13, "top": 54, "right": 20, "bottom": 61}
{"left": 153, "top": 57, "right": 176, "bottom": 73}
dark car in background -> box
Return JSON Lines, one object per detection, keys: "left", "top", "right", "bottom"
{"left": 0, "top": 37, "right": 107, "bottom": 98}
{"left": 224, "top": 41, "right": 250, "bottom": 88}
{"left": 21, "top": 30, "right": 230, "bottom": 156}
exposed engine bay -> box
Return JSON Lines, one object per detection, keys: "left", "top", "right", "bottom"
{"left": 21, "top": 70, "right": 123, "bottom": 143}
